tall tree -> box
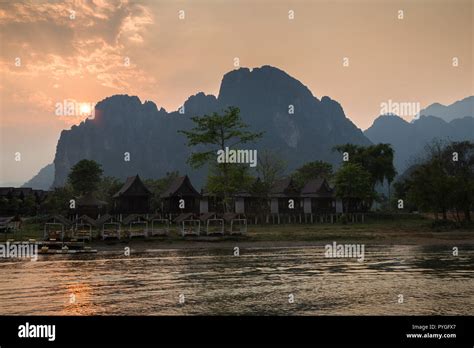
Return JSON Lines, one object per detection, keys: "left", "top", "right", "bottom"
{"left": 144, "top": 171, "right": 180, "bottom": 212}
{"left": 404, "top": 140, "right": 474, "bottom": 221}
{"left": 292, "top": 160, "right": 333, "bottom": 189}
{"left": 334, "top": 163, "right": 375, "bottom": 213}
{"left": 333, "top": 143, "right": 397, "bottom": 206}
{"left": 179, "top": 107, "right": 263, "bottom": 211}
{"left": 67, "top": 159, "right": 103, "bottom": 195}
{"left": 256, "top": 149, "right": 287, "bottom": 194}
{"left": 443, "top": 141, "right": 474, "bottom": 221}
{"left": 333, "top": 143, "right": 396, "bottom": 188}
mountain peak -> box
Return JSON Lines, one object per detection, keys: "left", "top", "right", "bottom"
{"left": 218, "top": 65, "right": 316, "bottom": 106}
{"left": 183, "top": 92, "right": 218, "bottom": 115}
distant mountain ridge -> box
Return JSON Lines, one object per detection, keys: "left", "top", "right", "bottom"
{"left": 417, "top": 96, "right": 473, "bottom": 122}
{"left": 50, "top": 65, "right": 371, "bottom": 188}
{"left": 22, "top": 163, "right": 54, "bottom": 190}
{"left": 364, "top": 114, "right": 474, "bottom": 173}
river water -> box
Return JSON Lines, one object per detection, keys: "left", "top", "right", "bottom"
{"left": 0, "top": 245, "right": 472, "bottom": 315}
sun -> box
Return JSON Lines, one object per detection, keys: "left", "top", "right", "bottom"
{"left": 80, "top": 103, "right": 91, "bottom": 115}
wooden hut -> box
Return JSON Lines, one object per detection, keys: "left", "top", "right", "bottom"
{"left": 160, "top": 175, "right": 200, "bottom": 215}
{"left": 72, "top": 215, "right": 97, "bottom": 241}
{"left": 113, "top": 175, "right": 151, "bottom": 214}
{"left": 269, "top": 177, "right": 302, "bottom": 214}
{"left": 43, "top": 215, "right": 72, "bottom": 241}
{"left": 233, "top": 178, "right": 268, "bottom": 224}
{"left": 75, "top": 192, "right": 108, "bottom": 218}
{"left": 96, "top": 214, "right": 121, "bottom": 240}
{"left": 148, "top": 213, "right": 170, "bottom": 236}
{"left": 122, "top": 214, "right": 148, "bottom": 238}
{"left": 300, "top": 177, "right": 336, "bottom": 216}
{"left": 199, "top": 189, "right": 225, "bottom": 215}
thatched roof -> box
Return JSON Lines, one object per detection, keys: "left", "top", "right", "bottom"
{"left": 72, "top": 215, "right": 98, "bottom": 226}
{"left": 300, "top": 177, "right": 334, "bottom": 198}
{"left": 199, "top": 212, "right": 216, "bottom": 221}
{"left": 113, "top": 175, "right": 151, "bottom": 198}
{"left": 269, "top": 177, "right": 299, "bottom": 198}
{"left": 160, "top": 175, "right": 200, "bottom": 198}
{"left": 77, "top": 192, "right": 108, "bottom": 207}
{"left": 95, "top": 213, "right": 115, "bottom": 226}
{"left": 46, "top": 215, "right": 72, "bottom": 226}
{"left": 122, "top": 214, "right": 148, "bottom": 225}
{"left": 0, "top": 216, "right": 21, "bottom": 224}
{"left": 173, "top": 212, "right": 194, "bottom": 223}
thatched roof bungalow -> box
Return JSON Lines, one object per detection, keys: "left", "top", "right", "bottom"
{"left": 113, "top": 175, "right": 151, "bottom": 214}
{"left": 300, "top": 177, "right": 335, "bottom": 214}
{"left": 160, "top": 175, "right": 200, "bottom": 214}
{"left": 75, "top": 192, "right": 108, "bottom": 218}
{"left": 269, "top": 177, "right": 302, "bottom": 214}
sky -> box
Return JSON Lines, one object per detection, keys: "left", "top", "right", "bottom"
{"left": 0, "top": 0, "right": 472, "bottom": 186}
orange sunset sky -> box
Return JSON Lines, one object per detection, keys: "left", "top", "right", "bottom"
{"left": 0, "top": 0, "right": 472, "bottom": 186}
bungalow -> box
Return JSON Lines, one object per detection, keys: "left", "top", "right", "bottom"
{"left": 74, "top": 192, "right": 108, "bottom": 218}
{"left": 199, "top": 189, "right": 225, "bottom": 214}
{"left": 160, "top": 175, "right": 200, "bottom": 215}
{"left": 269, "top": 177, "right": 302, "bottom": 215}
{"left": 113, "top": 175, "right": 151, "bottom": 214}
{"left": 300, "top": 177, "right": 336, "bottom": 215}
{"left": 233, "top": 178, "right": 267, "bottom": 215}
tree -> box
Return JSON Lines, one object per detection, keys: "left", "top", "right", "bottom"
{"left": 404, "top": 140, "right": 474, "bottom": 221}
{"left": 256, "top": 150, "right": 287, "bottom": 194}
{"left": 144, "top": 171, "right": 180, "bottom": 212}
{"left": 333, "top": 143, "right": 396, "bottom": 188}
{"left": 334, "top": 163, "right": 375, "bottom": 213}
{"left": 443, "top": 141, "right": 474, "bottom": 221}
{"left": 292, "top": 160, "right": 333, "bottom": 189}
{"left": 179, "top": 107, "right": 263, "bottom": 211}
{"left": 21, "top": 195, "right": 37, "bottom": 216}
{"left": 333, "top": 143, "right": 396, "bottom": 207}
{"left": 42, "top": 185, "right": 74, "bottom": 215}
{"left": 67, "top": 159, "right": 103, "bottom": 195}
{"left": 206, "top": 163, "right": 254, "bottom": 198}
{"left": 97, "top": 176, "right": 124, "bottom": 204}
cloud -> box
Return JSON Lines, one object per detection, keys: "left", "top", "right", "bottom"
{"left": 0, "top": 0, "right": 156, "bottom": 94}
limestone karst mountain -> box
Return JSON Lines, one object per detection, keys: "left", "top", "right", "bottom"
{"left": 42, "top": 66, "right": 373, "bottom": 188}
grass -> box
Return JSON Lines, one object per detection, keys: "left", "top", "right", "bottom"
{"left": 3, "top": 214, "right": 473, "bottom": 247}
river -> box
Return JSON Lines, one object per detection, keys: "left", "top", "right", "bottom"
{"left": 0, "top": 244, "right": 472, "bottom": 315}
